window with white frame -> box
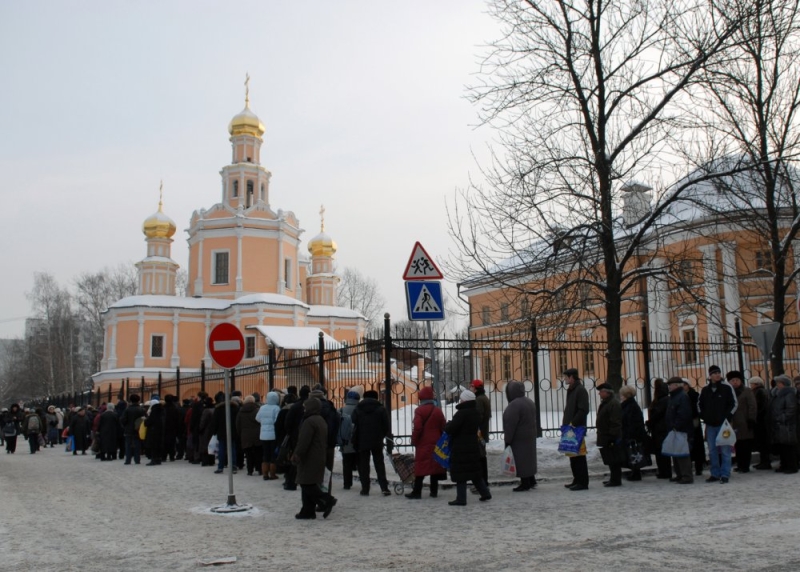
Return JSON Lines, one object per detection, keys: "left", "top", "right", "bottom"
{"left": 679, "top": 315, "right": 698, "bottom": 364}
{"left": 245, "top": 336, "right": 256, "bottom": 359}
{"left": 284, "top": 258, "right": 292, "bottom": 289}
{"left": 213, "top": 251, "right": 229, "bottom": 285}
{"left": 232, "top": 180, "right": 239, "bottom": 198}
{"left": 151, "top": 335, "right": 165, "bottom": 358}
{"left": 502, "top": 355, "right": 512, "bottom": 379}
{"left": 522, "top": 351, "right": 532, "bottom": 379}
{"left": 482, "top": 357, "right": 492, "bottom": 381}
{"left": 500, "top": 303, "right": 509, "bottom": 322}
{"left": 481, "top": 306, "right": 491, "bottom": 325}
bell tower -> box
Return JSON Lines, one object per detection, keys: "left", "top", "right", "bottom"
{"left": 136, "top": 182, "right": 179, "bottom": 295}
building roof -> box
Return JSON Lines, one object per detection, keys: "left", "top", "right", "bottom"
{"left": 246, "top": 325, "right": 342, "bottom": 350}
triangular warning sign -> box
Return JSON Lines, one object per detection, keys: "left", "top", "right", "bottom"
{"left": 413, "top": 284, "right": 442, "bottom": 313}
{"left": 403, "top": 241, "right": 443, "bottom": 280}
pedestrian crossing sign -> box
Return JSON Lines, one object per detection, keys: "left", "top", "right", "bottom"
{"left": 403, "top": 242, "right": 443, "bottom": 280}
{"left": 405, "top": 281, "right": 445, "bottom": 321}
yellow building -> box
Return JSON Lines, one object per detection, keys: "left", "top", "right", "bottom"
{"left": 91, "top": 88, "right": 367, "bottom": 393}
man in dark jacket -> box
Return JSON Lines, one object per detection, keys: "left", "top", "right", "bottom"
{"left": 351, "top": 389, "right": 391, "bottom": 496}
{"left": 666, "top": 377, "right": 695, "bottom": 484}
{"left": 471, "top": 379, "right": 491, "bottom": 486}
{"left": 749, "top": 377, "right": 772, "bottom": 470}
{"left": 698, "top": 365, "right": 738, "bottom": 483}
{"left": 144, "top": 398, "right": 165, "bottom": 466}
{"left": 189, "top": 391, "right": 208, "bottom": 464}
{"left": 562, "top": 368, "right": 590, "bottom": 490}
{"left": 683, "top": 379, "right": 705, "bottom": 476}
{"left": 212, "top": 391, "right": 239, "bottom": 474}
{"left": 770, "top": 374, "right": 798, "bottom": 474}
{"left": 119, "top": 394, "right": 145, "bottom": 465}
{"left": 595, "top": 383, "right": 623, "bottom": 487}
{"left": 283, "top": 386, "right": 310, "bottom": 490}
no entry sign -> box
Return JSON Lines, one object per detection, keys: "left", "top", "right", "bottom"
{"left": 208, "top": 323, "right": 245, "bottom": 369}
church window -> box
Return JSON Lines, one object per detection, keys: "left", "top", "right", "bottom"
{"left": 151, "top": 335, "right": 164, "bottom": 358}
{"left": 245, "top": 336, "right": 256, "bottom": 359}
{"left": 481, "top": 306, "right": 491, "bottom": 325}
{"left": 246, "top": 180, "right": 254, "bottom": 207}
{"left": 682, "top": 329, "right": 698, "bottom": 364}
{"left": 213, "top": 251, "right": 229, "bottom": 284}
{"left": 232, "top": 180, "right": 239, "bottom": 198}
{"left": 284, "top": 259, "right": 292, "bottom": 289}
{"left": 260, "top": 183, "right": 265, "bottom": 201}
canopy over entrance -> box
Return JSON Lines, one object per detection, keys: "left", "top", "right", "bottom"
{"left": 246, "top": 325, "right": 342, "bottom": 350}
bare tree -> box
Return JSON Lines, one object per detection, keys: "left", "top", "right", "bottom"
{"left": 449, "top": 0, "right": 750, "bottom": 387}
{"left": 337, "top": 267, "right": 386, "bottom": 324}
{"left": 685, "top": 0, "right": 800, "bottom": 374}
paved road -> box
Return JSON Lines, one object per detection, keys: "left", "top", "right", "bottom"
{"left": 0, "top": 446, "right": 798, "bottom": 571}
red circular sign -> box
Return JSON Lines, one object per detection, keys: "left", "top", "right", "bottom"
{"left": 208, "top": 323, "right": 246, "bottom": 369}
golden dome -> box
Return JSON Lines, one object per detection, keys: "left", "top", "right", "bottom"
{"left": 228, "top": 104, "right": 265, "bottom": 138}
{"left": 143, "top": 187, "right": 176, "bottom": 239}
{"left": 308, "top": 205, "right": 336, "bottom": 257}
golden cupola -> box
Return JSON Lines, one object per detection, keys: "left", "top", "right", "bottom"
{"left": 308, "top": 205, "right": 337, "bottom": 257}
{"left": 142, "top": 184, "right": 177, "bottom": 239}
{"left": 228, "top": 74, "right": 265, "bottom": 138}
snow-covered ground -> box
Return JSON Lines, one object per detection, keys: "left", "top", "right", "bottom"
{"left": 2, "top": 440, "right": 799, "bottom": 571}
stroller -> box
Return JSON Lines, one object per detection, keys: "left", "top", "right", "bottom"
{"left": 389, "top": 452, "right": 416, "bottom": 495}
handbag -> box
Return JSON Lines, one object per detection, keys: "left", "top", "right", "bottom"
{"left": 624, "top": 439, "right": 652, "bottom": 469}
{"left": 501, "top": 445, "right": 517, "bottom": 477}
{"left": 661, "top": 430, "right": 690, "bottom": 457}
{"left": 207, "top": 434, "right": 219, "bottom": 456}
{"left": 138, "top": 421, "right": 147, "bottom": 441}
{"left": 275, "top": 435, "right": 293, "bottom": 468}
{"left": 715, "top": 419, "right": 737, "bottom": 447}
{"left": 432, "top": 432, "right": 451, "bottom": 470}
{"left": 558, "top": 425, "right": 587, "bottom": 455}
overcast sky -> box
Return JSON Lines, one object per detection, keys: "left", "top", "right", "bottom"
{"left": 0, "top": 1, "right": 500, "bottom": 338}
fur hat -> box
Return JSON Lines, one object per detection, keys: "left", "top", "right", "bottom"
{"left": 563, "top": 368, "right": 579, "bottom": 378}
{"left": 666, "top": 377, "right": 684, "bottom": 386}
{"left": 459, "top": 389, "right": 476, "bottom": 403}
{"left": 774, "top": 374, "right": 792, "bottom": 386}
{"left": 726, "top": 371, "right": 743, "bottom": 382}
{"left": 748, "top": 376, "right": 765, "bottom": 387}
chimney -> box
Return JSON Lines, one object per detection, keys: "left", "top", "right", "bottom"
{"left": 621, "top": 181, "right": 652, "bottom": 227}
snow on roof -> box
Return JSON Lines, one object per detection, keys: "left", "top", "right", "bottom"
{"left": 108, "top": 293, "right": 309, "bottom": 311}
{"left": 307, "top": 305, "right": 365, "bottom": 319}
{"left": 246, "top": 325, "right": 342, "bottom": 350}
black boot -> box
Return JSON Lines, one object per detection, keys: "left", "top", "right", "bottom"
{"left": 405, "top": 476, "right": 423, "bottom": 499}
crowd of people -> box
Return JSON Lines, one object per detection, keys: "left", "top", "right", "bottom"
{"left": 3, "top": 364, "right": 799, "bottom": 519}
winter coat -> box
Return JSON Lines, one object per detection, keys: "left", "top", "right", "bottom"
{"left": 255, "top": 393, "right": 281, "bottom": 441}
{"left": 119, "top": 405, "right": 146, "bottom": 437}
{"left": 411, "top": 401, "right": 447, "bottom": 477}
{"left": 318, "top": 398, "right": 340, "bottom": 449}
{"left": 284, "top": 398, "right": 307, "bottom": 446}
{"left": 665, "top": 388, "right": 693, "bottom": 435}
{"left": 596, "top": 395, "right": 622, "bottom": 447}
{"left": 753, "top": 385, "right": 770, "bottom": 439}
{"left": 351, "top": 397, "right": 390, "bottom": 452}
{"left": 144, "top": 403, "right": 165, "bottom": 452}
{"left": 503, "top": 381, "right": 538, "bottom": 477}
{"left": 620, "top": 397, "right": 647, "bottom": 443}
{"left": 45, "top": 413, "right": 58, "bottom": 431}
{"left": 236, "top": 401, "right": 262, "bottom": 450}
{"left": 444, "top": 400, "right": 483, "bottom": 483}
{"left": 212, "top": 401, "right": 239, "bottom": 440}
{"left": 55, "top": 410, "right": 64, "bottom": 430}
{"left": 98, "top": 409, "right": 119, "bottom": 454}
{"left": 731, "top": 386, "right": 757, "bottom": 441}
{"left": 69, "top": 414, "right": 90, "bottom": 451}
{"left": 1, "top": 409, "right": 23, "bottom": 436}
{"left": 698, "top": 381, "right": 738, "bottom": 427}
{"left": 474, "top": 387, "right": 491, "bottom": 440}
{"left": 338, "top": 397, "right": 359, "bottom": 454}
{"left": 562, "top": 382, "right": 589, "bottom": 427}
{"left": 770, "top": 387, "right": 797, "bottom": 445}
{"left": 163, "top": 401, "right": 183, "bottom": 447}
{"left": 293, "top": 412, "right": 327, "bottom": 485}
{"left": 199, "top": 406, "right": 214, "bottom": 455}
{"left": 22, "top": 412, "right": 42, "bottom": 436}
{"left": 648, "top": 390, "right": 670, "bottom": 443}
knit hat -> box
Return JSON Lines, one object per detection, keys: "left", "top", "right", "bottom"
{"left": 364, "top": 390, "right": 379, "bottom": 399}
{"left": 563, "top": 368, "right": 579, "bottom": 378}
{"left": 470, "top": 379, "right": 484, "bottom": 389}
{"left": 310, "top": 389, "right": 325, "bottom": 400}
{"left": 708, "top": 365, "right": 721, "bottom": 375}
{"left": 419, "top": 386, "right": 434, "bottom": 401}
{"left": 774, "top": 374, "right": 792, "bottom": 386}
{"left": 459, "top": 389, "right": 476, "bottom": 403}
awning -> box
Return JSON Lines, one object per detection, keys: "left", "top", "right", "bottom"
{"left": 246, "top": 325, "right": 342, "bottom": 350}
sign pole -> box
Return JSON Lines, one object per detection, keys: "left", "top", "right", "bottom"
{"left": 425, "top": 320, "right": 443, "bottom": 408}
{"left": 762, "top": 330, "right": 771, "bottom": 384}
{"left": 224, "top": 368, "right": 236, "bottom": 505}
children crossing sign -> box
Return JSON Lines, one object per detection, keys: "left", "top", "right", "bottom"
{"left": 405, "top": 281, "right": 445, "bottom": 321}
{"left": 403, "top": 241, "right": 443, "bottom": 280}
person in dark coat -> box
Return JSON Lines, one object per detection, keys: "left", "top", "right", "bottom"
{"left": 189, "top": 391, "right": 209, "bottom": 464}
{"left": 728, "top": 371, "right": 757, "bottom": 473}
{"left": 97, "top": 405, "right": 119, "bottom": 461}
{"left": 3, "top": 404, "right": 24, "bottom": 453}
{"left": 503, "top": 380, "right": 538, "bottom": 491}
{"left": 144, "top": 398, "right": 165, "bottom": 466}
{"left": 283, "top": 386, "right": 310, "bottom": 490}
{"left": 683, "top": 380, "right": 705, "bottom": 476}
{"left": 69, "top": 408, "right": 90, "bottom": 455}
{"left": 647, "top": 378, "right": 672, "bottom": 480}
{"left": 666, "top": 377, "right": 695, "bottom": 484}
{"left": 562, "top": 368, "right": 590, "bottom": 490}
{"left": 406, "top": 386, "right": 447, "bottom": 499}
{"left": 22, "top": 409, "right": 43, "bottom": 454}
{"left": 351, "top": 389, "right": 391, "bottom": 496}
{"left": 337, "top": 391, "right": 360, "bottom": 490}
{"left": 749, "top": 377, "right": 771, "bottom": 470}
{"left": 119, "top": 394, "right": 145, "bottom": 465}
{"left": 698, "top": 365, "right": 738, "bottom": 483}
{"left": 212, "top": 391, "right": 239, "bottom": 474}
{"left": 198, "top": 397, "right": 216, "bottom": 467}
{"left": 236, "top": 395, "right": 263, "bottom": 476}
{"left": 471, "top": 379, "right": 491, "bottom": 485}
{"left": 770, "top": 374, "right": 798, "bottom": 474}
{"left": 595, "top": 383, "right": 623, "bottom": 487}
{"left": 162, "top": 395, "right": 182, "bottom": 462}
{"left": 291, "top": 397, "right": 332, "bottom": 520}
{"left": 446, "top": 390, "right": 491, "bottom": 505}
{"left": 619, "top": 385, "right": 648, "bottom": 481}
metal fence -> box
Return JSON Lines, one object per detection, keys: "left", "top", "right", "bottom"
{"left": 31, "top": 317, "right": 797, "bottom": 446}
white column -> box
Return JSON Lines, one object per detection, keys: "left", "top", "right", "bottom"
{"left": 134, "top": 311, "right": 145, "bottom": 368}
{"left": 699, "top": 244, "right": 723, "bottom": 341}
{"left": 170, "top": 310, "right": 180, "bottom": 367}
{"left": 278, "top": 230, "right": 285, "bottom": 294}
{"left": 719, "top": 242, "right": 741, "bottom": 336}
{"left": 236, "top": 228, "right": 243, "bottom": 295}
{"left": 203, "top": 312, "right": 212, "bottom": 368}
{"left": 107, "top": 317, "right": 118, "bottom": 370}
{"left": 194, "top": 238, "right": 204, "bottom": 296}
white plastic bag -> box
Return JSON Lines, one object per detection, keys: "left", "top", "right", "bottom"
{"left": 501, "top": 446, "right": 517, "bottom": 477}
{"left": 661, "top": 430, "right": 690, "bottom": 457}
{"left": 715, "top": 419, "right": 737, "bottom": 447}
{"left": 208, "top": 435, "right": 219, "bottom": 456}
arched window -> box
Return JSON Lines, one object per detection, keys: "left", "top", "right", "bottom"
{"left": 246, "top": 180, "right": 254, "bottom": 207}
{"left": 232, "top": 180, "right": 239, "bottom": 198}
{"left": 260, "top": 183, "right": 265, "bottom": 201}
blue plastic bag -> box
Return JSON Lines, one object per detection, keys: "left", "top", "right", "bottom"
{"left": 432, "top": 432, "right": 451, "bottom": 470}
{"left": 558, "top": 425, "right": 587, "bottom": 455}
{"left": 65, "top": 435, "right": 75, "bottom": 453}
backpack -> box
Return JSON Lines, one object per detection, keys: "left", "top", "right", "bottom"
{"left": 2, "top": 421, "right": 16, "bottom": 436}
{"left": 27, "top": 415, "right": 40, "bottom": 433}
{"left": 337, "top": 410, "right": 354, "bottom": 447}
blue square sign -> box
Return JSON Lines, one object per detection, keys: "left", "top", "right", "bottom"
{"left": 405, "top": 281, "right": 445, "bottom": 321}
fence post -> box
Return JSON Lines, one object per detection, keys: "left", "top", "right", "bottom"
{"left": 318, "top": 332, "right": 325, "bottom": 389}
{"left": 176, "top": 366, "right": 181, "bottom": 400}
{"left": 641, "top": 321, "right": 652, "bottom": 408}
{"left": 383, "top": 313, "right": 393, "bottom": 455}
{"left": 157, "top": 371, "right": 163, "bottom": 398}
{"left": 734, "top": 319, "right": 745, "bottom": 374}
{"left": 107, "top": 384, "right": 112, "bottom": 404}
{"left": 141, "top": 376, "right": 145, "bottom": 398}
{"left": 125, "top": 378, "right": 129, "bottom": 400}
{"left": 201, "top": 361, "right": 206, "bottom": 394}
{"left": 231, "top": 367, "right": 236, "bottom": 394}
{"left": 268, "top": 345, "right": 276, "bottom": 392}
{"left": 531, "top": 320, "right": 542, "bottom": 438}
